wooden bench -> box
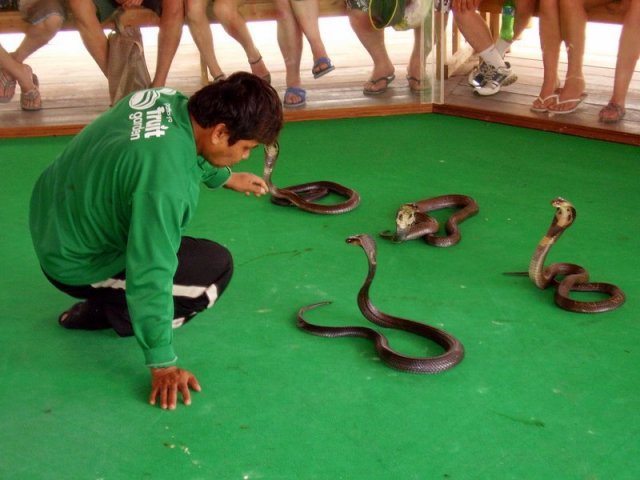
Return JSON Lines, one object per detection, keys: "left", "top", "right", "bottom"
{"left": 441, "top": 0, "right": 629, "bottom": 78}
{"left": 0, "top": 0, "right": 348, "bottom": 84}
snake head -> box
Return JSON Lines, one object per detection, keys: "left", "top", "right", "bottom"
{"left": 347, "top": 234, "right": 377, "bottom": 265}
{"left": 263, "top": 142, "right": 279, "bottom": 172}
{"left": 262, "top": 142, "right": 279, "bottom": 191}
{"left": 396, "top": 203, "right": 419, "bottom": 229}
{"left": 551, "top": 197, "right": 576, "bottom": 228}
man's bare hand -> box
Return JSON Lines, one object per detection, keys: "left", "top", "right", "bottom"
{"left": 149, "top": 366, "right": 201, "bottom": 410}
{"left": 224, "top": 172, "right": 269, "bottom": 196}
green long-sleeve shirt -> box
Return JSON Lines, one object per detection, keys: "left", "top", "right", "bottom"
{"left": 29, "top": 88, "right": 231, "bottom": 367}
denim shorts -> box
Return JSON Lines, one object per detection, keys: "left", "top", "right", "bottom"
{"left": 19, "top": 0, "right": 66, "bottom": 24}
{"left": 94, "top": 0, "right": 162, "bottom": 23}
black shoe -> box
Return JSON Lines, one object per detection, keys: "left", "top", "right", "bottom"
{"left": 58, "top": 301, "right": 110, "bottom": 331}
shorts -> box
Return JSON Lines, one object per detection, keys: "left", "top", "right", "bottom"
{"left": 94, "top": 0, "right": 162, "bottom": 23}
{"left": 345, "top": 0, "right": 369, "bottom": 12}
{"left": 19, "top": 0, "right": 66, "bottom": 24}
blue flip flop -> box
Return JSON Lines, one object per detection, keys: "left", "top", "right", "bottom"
{"left": 312, "top": 57, "right": 335, "bottom": 79}
{"left": 283, "top": 87, "right": 306, "bottom": 108}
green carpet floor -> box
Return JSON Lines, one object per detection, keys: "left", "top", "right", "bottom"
{"left": 1, "top": 114, "right": 638, "bottom": 479}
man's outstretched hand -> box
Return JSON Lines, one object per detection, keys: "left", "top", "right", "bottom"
{"left": 149, "top": 366, "right": 201, "bottom": 410}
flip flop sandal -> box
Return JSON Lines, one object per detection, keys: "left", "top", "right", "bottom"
{"left": 598, "top": 102, "right": 626, "bottom": 123}
{"left": 363, "top": 74, "right": 395, "bottom": 96}
{"left": 20, "top": 74, "right": 41, "bottom": 111}
{"left": 0, "top": 67, "right": 17, "bottom": 103}
{"left": 210, "top": 73, "right": 226, "bottom": 84}
{"left": 406, "top": 75, "right": 428, "bottom": 93}
{"left": 249, "top": 55, "right": 271, "bottom": 84}
{"left": 530, "top": 93, "right": 559, "bottom": 113}
{"left": 283, "top": 86, "right": 306, "bottom": 108}
{"left": 547, "top": 93, "right": 588, "bottom": 115}
{"left": 312, "top": 57, "right": 335, "bottom": 79}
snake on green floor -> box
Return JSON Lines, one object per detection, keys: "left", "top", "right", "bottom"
{"left": 262, "top": 142, "right": 360, "bottom": 214}
{"left": 379, "top": 194, "right": 479, "bottom": 247}
{"left": 523, "top": 197, "right": 625, "bottom": 313}
{"left": 297, "top": 234, "right": 464, "bottom": 373}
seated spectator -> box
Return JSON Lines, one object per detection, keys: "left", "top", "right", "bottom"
{"left": 184, "top": 0, "right": 226, "bottom": 83}
{"left": 0, "top": 43, "right": 40, "bottom": 110}
{"left": 274, "top": 0, "right": 335, "bottom": 108}
{"left": 540, "top": 0, "right": 592, "bottom": 115}
{"left": 599, "top": 0, "right": 639, "bottom": 123}
{"left": 536, "top": 0, "right": 628, "bottom": 116}
{"left": 469, "top": 0, "right": 536, "bottom": 88}
{"left": 0, "top": 0, "right": 65, "bottom": 110}
{"left": 210, "top": 0, "right": 271, "bottom": 82}
{"left": 347, "top": 0, "right": 431, "bottom": 96}
{"left": 67, "top": 0, "right": 184, "bottom": 87}
{"left": 452, "top": 0, "right": 520, "bottom": 96}
{"left": 529, "top": 0, "right": 564, "bottom": 112}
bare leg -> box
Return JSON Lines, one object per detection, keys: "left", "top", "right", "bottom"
{"left": 553, "top": 0, "right": 589, "bottom": 110}
{"left": 513, "top": 0, "right": 535, "bottom": 40}
{"left": 609, "top": 0, "right": 640, "bottom": 108}
{"left": 186, "top": 0, "right": 224, "bottom": 80}
{"left": 152, "top": 0, "right": 184, "bottom": 87}
{"left": 531, "top": 0, "right": 562, "bottom": 109}
{"left": 288, "top": 0, "right": 329, "bottom": 68}
{"left": 452, "top": 9, "right": 495, "bottom": 54}
{"left": 68, "top": 0, "right": 109, "bottom": 76}
{"left": 12, "top": 15, "right": 64, "bottom": 63}
{"left": 348, "top": 8, "right": 394, "bottom": 92}
{"left": 213, "top": 0, "right": 270, "bottom": 79}
{"left": 406, "top": 27, "right": 425, "bottom": 90}
{"left": 0, "top": 45, "right": 37, "bottom": 91}
{"left": 275, "top": 0, "right": 303, "bottom": 103}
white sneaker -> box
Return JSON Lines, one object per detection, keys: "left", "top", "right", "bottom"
{"left": 467, "top": 61, "right": 490, "bottom": 88}
{"left": 474, "top": 63, "right": 517, "bottom": 96}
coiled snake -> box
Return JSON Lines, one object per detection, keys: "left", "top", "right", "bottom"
{"left": 518, "top": 197, "right": 625, "bottom": 313}
{"left": 297, "top": 234, "right": 464, "bottom": 373}
{"left": 263, "top": 142, "right": 360, "bottom": 214}
{"left": 379, "top": 194, "right": 479, "bottom": 247}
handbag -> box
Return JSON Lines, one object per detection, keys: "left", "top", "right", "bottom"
{"left": 107, "top": 8, "right": 151, "bottom": 105}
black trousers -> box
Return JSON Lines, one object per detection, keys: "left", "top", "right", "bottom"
{"left": 45, "top": 237, "right": 233, "bottom": 336}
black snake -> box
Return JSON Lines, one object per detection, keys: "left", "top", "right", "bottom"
{"left": 262, "top": 142, "right": 360, "bottom": 214}
{"left": 380, "top": 194, "right": 479, "bottom": 246}
{"left": 297, "top": 234, "right": 464, "bottom": 373}
{"left": 519, "top": 197, "right": 625, "bottom": 313}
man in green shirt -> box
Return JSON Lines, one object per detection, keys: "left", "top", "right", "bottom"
{"left": 29, "top": 72, "right": 283, "bottom": 410}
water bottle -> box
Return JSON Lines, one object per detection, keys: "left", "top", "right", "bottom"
{"left": 500, "top": 0, "right": 515, "bottom": 41}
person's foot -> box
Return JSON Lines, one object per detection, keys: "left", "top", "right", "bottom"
{"left": 58, "top": 301, "right": 110, "bottom": 330}
{"left": 549, "top": 76, "right": 586, "bottom": 113}
{"left": 468, "top": 60, "right": 491, "bottom": 87}
{"left": 531, "top": 81, "right": 562, "bottom": 112}
{"left": 283, "top": 86, "right": 306, "bottom": 108}
{"left": 248, "top": 55, "right": 271, "bottom": 84}
{"left": 598, "top": 102, "right": 626, "bottom": 123}
{"left": 312, "top": 57, "right": 335, "bottom": 79}
{"left": 473, "top": 63, "right": 517, "bottom": 96}
{"left": 0, "top": 67, "right": 17, "bottom": 103}
{"left": 363, "top": 71, "right": 395, "bottom": 95}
